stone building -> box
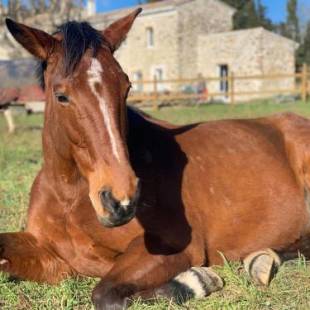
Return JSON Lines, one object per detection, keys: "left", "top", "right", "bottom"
{"left": 0, "top": 0, "right": 298, "bottom": 102}
{"left": 88, "top": 0, "right": 236, "bottom": 92}
{"left": 198, "top": 27, "right": 298, "bottom": 101}
{"left": 88, "top": 0, "right": 298, "bottom": 101}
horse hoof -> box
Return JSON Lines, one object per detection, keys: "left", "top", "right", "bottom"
{"left": 243, "top": 249, "right": 281, "bottom": 286}
{"left": 173, "top": 267, "right": 224, "bottom": 299}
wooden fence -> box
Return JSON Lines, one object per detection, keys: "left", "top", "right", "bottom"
{"left": 2, "top": 65, "right": 310, "bottom": 133}
{"left": 127, "top": 64, "right": 310, "bottom": 110}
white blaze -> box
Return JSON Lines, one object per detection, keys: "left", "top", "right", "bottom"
{"left": 87, "top": 58, "right": 121, "bottom": 162}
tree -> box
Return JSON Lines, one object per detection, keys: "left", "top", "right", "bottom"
{"left": 219, "top": 0, "right": 247, "bottom": 9}
{"left": 221, "top": 0, "right": 274, "bottom": 30}
{"left": 304, "top": 22, "right": 310, "bottom": 65}
{"left": 256, "top": 0, "right": 274, "bottom": 31}
{"left": 0, "top": 0, "right": 84, "bottom": 59}
{"left": 0, "top": 0, "right": 83, "bottom": 25}
{"left": 298, "top": 1, "right": 310, "bottom": 38}
{"left": 286, "top": 0, "right": 301, "bottom": 42}
{"left": 297, "top": 21, "right": 310, "bottom": 66}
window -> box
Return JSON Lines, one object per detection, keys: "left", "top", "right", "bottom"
{"left": 219, "top": 64, "right": 229, "bottom": 93}
{"left": 132, "top": 71, "right": 143, "bottom": 92}
{"left": 146, "top": 27, "right": 154, "bottom": 48}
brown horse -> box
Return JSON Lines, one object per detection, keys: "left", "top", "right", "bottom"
{"left": 1, "top": 8, "right": 310, "bottom": 310}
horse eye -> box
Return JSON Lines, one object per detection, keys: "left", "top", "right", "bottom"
{"left": 55, "top": 93, "right": 69, "bottom": 105}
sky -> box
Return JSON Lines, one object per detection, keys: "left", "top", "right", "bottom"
{"left": 96, "top": 0, "right": 309, "bottom": 24}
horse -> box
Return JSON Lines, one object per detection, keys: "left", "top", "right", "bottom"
{"left": 1, "top": 8, "right": 310, "bottom": 310}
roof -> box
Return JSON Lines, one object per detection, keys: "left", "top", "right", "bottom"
{"left": 201, "top": 27, "right": 299, "bottom": 48}
{"left": 0, "top": 84, "right": 44, "bottom": 106}
{"left": 88, "top": 0, "right": 235, "bottom": 24}
{"left": 18, "top": 85, "right": 45, "bottom": 102}
{"left": 0, "top": 88, "right": 19, "bottom": 106}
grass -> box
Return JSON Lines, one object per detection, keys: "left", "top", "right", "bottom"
{"left": 0, "top": 101, "right": 310, "bottom": 309}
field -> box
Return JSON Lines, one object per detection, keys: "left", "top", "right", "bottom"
{"left": 0, "top": 101, "right": 310, "bottom": 309}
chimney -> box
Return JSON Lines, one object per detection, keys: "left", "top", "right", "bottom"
{"left": 87, "top": 0, "right": 96, "bottom": 16}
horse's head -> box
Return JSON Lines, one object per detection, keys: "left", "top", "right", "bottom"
{"left": 6, "top": 9, "right": 142, "bottom": 227}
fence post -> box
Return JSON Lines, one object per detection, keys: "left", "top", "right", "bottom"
{"left": 301, "top": 63, "right": 308, "bottom": 103}
{"left": 153, "top": 76, "right": 159, "bottom": 110}
{"left": 229, "top": 72, "right": 235, "bottom": 105}
{"left": 4, "top": 108, "right": 16, "bottom": 134}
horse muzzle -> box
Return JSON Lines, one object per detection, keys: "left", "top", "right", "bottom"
{"left": 97, "top": 184, "right": 140, "bottom": 227}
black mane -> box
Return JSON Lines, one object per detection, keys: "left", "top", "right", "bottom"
{"left": 37, "top": 21, "right": 106, "bottom": 89}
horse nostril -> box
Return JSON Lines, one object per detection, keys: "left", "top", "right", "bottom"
{"left": 99, "top": 190, "right": 117, "bottom": 213}
{"left": 98, "top": 188, "right": 139, "bottom": 223}
{"left": 97, "top": 189, "right": 138, "bottom": 226}
{"left": 99, "top": 190, "right": 110, "bottom": 201}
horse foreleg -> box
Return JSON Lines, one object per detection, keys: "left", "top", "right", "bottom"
{"left": 0, "top": 232, "right": 74, "bottom": 283}
{"left": 132, "top": 266, "right": 223, "bottom": 303}
{"left": 91, "top": 237, "right": 219, "bottom": 310}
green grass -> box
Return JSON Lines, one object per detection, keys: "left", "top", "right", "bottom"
{"left": 1, "top": 102, "right": 310, "bottom": 309}
{"left": 150, "top": 100, "right": 310, "bottom": 124}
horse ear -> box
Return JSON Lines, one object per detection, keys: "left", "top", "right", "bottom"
{"left": 103, "top": 8, "right": 142, "bottom": 52}
{"left": 5, "top": 18, "right": 57, "bottom": 60}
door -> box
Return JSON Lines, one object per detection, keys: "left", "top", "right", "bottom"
{"left": 219, "top": 64, "right": 229, "bottom": 95}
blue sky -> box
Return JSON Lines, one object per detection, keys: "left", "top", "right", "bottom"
{"left": 1, "top": 0, "right": 305, "bottom": 24}
{"left": 96, "top": 0, "right": 305, "bottom": 24}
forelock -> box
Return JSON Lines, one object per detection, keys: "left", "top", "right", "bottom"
{"left": 37, "top": 21, "right": 111, "bottom": 89}
{"left": 59, "top": 21, "right": 103, "bottom": 75}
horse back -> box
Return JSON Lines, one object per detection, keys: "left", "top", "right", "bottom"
{"left": 167, "top": 112, "right": 310, "bottom": 263}
{"left": 268, "top": 112, "right": 310, "bottom": 232}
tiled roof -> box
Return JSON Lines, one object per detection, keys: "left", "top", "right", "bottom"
{"left": 202, "top": 27, "right": 299, "bottom": 46}
{"left": 0, "top": 84, "right": 44, "bottom": 106}
{"left": 0, "top": 88, "right": 19, "bottom": 106}
{"left": 18, "top": 85, "right": 45, "bottom": 102}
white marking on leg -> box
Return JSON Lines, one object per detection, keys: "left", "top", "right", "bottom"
{"left": 173, "top": 269, "right": 206, "bottom": 298}
{"left": 87, "top": 58, "right": 121, "bottom": 162}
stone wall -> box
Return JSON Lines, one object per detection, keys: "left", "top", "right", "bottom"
{"left": 115, "top": 9, "right": 179, "bottom": 92}
{"left": 177, "top": 0, "right": 235, "bottom": 79}
{"left": 260, "top": 30, "right": 298, "bottom": 95}
{"left": 91, "top": 0, "right": 235, "bottom": 92}
{"left": 198, "top": 28, "right": 297, "bottom": 102}
{"left": 0, "top": 0, "right": 297, "bottom": 104}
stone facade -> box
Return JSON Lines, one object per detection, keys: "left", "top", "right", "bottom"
{"left": 177, "top": 0, "right": 234, "bottom": 79}
{"left": 0, "top": 0, "right": 298, "bottom": 102}
{"left": 198, "top": 28, "right": 298, "bottom": 101}
{"left": 87, "top": 0, "right": 297, "bottom": 101}
{"left": 88, "top": 0, "right": 235, "bottom": 92}
{"left": 116, "top": 8, "right": 180, "bottom": 92}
